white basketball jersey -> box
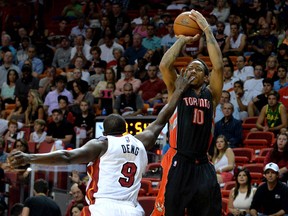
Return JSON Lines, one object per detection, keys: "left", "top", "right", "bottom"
{"left": 94, "top": 134, "right": 148, "bottom": 204}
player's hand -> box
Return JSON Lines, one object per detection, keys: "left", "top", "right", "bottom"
{"left": 69, "top": 170, "right": 80, "bottom": 183}
{"left": 8, "top": 151, "right": 30, "bottom": 168}
{"left": 175, "top": 68, "right": 195, "bottom": 92}
{"left": 189, "top": 9, "right": 210, "bottom": 32}
{"left": 176, "top": 34, "right": 201, "bottom": 43}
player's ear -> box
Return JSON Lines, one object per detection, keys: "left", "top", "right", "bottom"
{"left": 103, "top": 131, "right": 107, "bottom": 136}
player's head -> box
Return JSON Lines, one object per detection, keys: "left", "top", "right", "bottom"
{"left": 186, "top": 59, "right": 209, "bottom": 86}
{"left": 103, "top": 114, "right": 126, "bottom": 136}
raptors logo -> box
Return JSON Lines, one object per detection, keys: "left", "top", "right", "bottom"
{"left": 155, "top": 201, "right": 165, "bottom": 213}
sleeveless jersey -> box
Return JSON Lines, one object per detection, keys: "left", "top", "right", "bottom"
{"left": 85, "top": 134, "right": 148, "bottom": 206}
{"left": 176, "top": 86, "right": 213, "bottom": 156}
{"left": 265, "top": 102, "right": 282, "bottom": 128}
{"left": 169, "top": 109, "right": 178, "bottom": 149}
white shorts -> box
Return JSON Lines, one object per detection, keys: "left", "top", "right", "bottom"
{"left": 89, "top": 198, "right": 144, "bottom": 216}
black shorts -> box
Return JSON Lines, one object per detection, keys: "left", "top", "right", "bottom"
{"left": 164, "top": 153, "right": 222, "bottom": 216}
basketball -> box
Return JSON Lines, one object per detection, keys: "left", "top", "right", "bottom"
{"left": 173, "top": 12, "right": 202, "bottom": 36}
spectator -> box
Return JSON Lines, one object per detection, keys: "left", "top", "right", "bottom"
{"left": 212, "top": 135, "right": 235, "bottom": 184}
{"left": 92, "top": 67, "right": 116, "bottom": 99}
{"left": 45, "top": 109, "right": 75, "bottom": 149}
{"left": 223, "top": 23, "right": 247, "bottom": 56}
{"left": 74, "top": 100, "right": 95, "bottom": 145}
{"left": 22, "top": 178, "right": 61, "bottom": 216}
{"left": 0, "top": 69, "right": 19, "bottom": 110}
{"left": 88, "top": 46, "right": 107, "bottom": 78}
{"left": 114, "top": 65, "right": 141, "bottom": 96}
{"left": 214, "top": 102, "right": 243, "bottom": 148}
{"left": 25, "top": 89, "right": 45, "bottom": 126}
{"left": 6, "top": 96, "right": 28, "bottom": 123}
{"left": 274, "top": 65, "right": 288, "bottom": 91}
{"left": 124, "top": 33, "right": 147, "bottom": 65}
{"left": 67, "top": 68, "right": 89, "bottom": 92}
{"left": 277, "top": 43, "right": 288, "bottom": 69}
{"left": 211, "top": 0, "right": 230, "bottom": 23}
{"left": 263, "top": 55, "right": 279, "bottom": 82}
{"left": 230, "top": 80, "right": 253, "bottom": 120}
{"left": 44, "top": 75, "right": 73, "bottom": 116}
{"left": 10, "top": 203, "right": 23, "bottom": 216}
{"left": 70, "top": 203, "right": 83, "bottom": 216}
{"left": 248, "top": 78, "right": 273, "bottom": 117}
{"left": 57, "top": 95, "right": 75, "bottom": 125}
{"left": 29, "top": 119, "right": 47, "bottom": 150}
{"left": 99, "top": 34, "right": 124, "bottom": 64}
{"left": 98, "top": 82, "right": 115, "bottom": 116}
{"left": 16, "top": 36, "right": 30, "bottom": 64}
{"left": 18, "top": 45, "right": 44, "bottom": 77}
{"left": 14, "top": 64, "right": 39, "bottom": 99}
{"left": 70, "top": 35, "right": 91, "bottom": 66}
{"left": 52, "top": 36, "right": 72, "bottom": 70}
{"left": 65, "top": 183, "right": 87, "bottom": 216}
{"left": 222, "top": 64, "right": 239, "bottom": 92}
{"left": 214, "top": 21, "right": 228, "bottom": 52}
{"left": 0, "top": 51, "right": 20, "bottom": 88}
{"left": 68, "top": 56, "right": 90, "bottom": 85}
{"left": 113, "top": 83, "right": 144, "bottom": 116}
{"left": 161, "top": 21, "right": 177, "bottom": 53}
{"left": 0, "top": 137, "right": 7, "bottom": 164}
{"left": 61, "top": 0, "right": 83, "bottom": 20}
{"left": 139, "top": 65, "right": 166, "bottom": 107}
{"left": 0, "top": 34, "right": 16, "bottom": 59}
{"left": 113, "top": 56, "right": 128, "bottom": 81}
{"left": 243, "top": 64, "right": 264, "bottom": 100}
{"left": 228, "top": 168, "right": 256, "bottom": 216}
{"left": 250, "top": 162, "right": 288, "bottom": 216}
{"left": 233, "top": 55, "right": 254, "bottom": 82}
{"left": 142, "top": 24, "right": 162, "bottom": 52}
{"left": 38, "top": 66, "right": 57, "bottom": 99}
{"left": 254, "top": 91, "right": 287, "bottom": 135}
{"left": 3, "top": 120, "right": 23, "bottom": 152}
{"left": 48, "top": 18, "right": 70, "bottom": 38}
{"left": 132, "top": 15, "right": 149, "bottom": 38}
{"left": 264, "top": 132, "right": 288, "bottom": 183}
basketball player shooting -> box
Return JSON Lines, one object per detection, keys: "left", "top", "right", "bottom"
{"left": 152, "top": 9, "right": 224, "bottom": 216}
{"left": 8, "top": 72, "right": 193, "bottom": 216}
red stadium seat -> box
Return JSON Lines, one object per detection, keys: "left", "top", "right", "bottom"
{"left": 223, "top": 181, "right": 235, "bottom": 190}
{"left": 37, "top": 142, "right": 53, "bottom": 153}
{"left": 222, "top": 198, "right": 229, "bottom": 216}
{"left": 221, "top": 189, "right": 230, "bottom": 198}
{"left": 243, "top": 132, "right": 275, "bottom": 152}
{"left": 232, "top": 148, "right": 255, "bottom": 163}
{"left": 235, "top": 156, "right": 249, "bottom": 166}
{"left": 28, "top": 142, "right": 37, "bottom": 153}
{"left": 138, "top": 196, "right": 156, "bottom": 216}
{"left": 243, "top": 163, "right": 264, "bottom": 173}
{"left": 140, "top": 179, "right": 158, "bottom": 196}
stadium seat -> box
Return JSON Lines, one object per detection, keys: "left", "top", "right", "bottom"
{"left": 138, "top": 196, "right": 156, "bottom": 216}
{"left": 255, "top": 148, "right": 272, "bottom": 162}
{"left": 222, "top": 198, "right": 229, "bottom": 216}
{"left": 241, "top": 117, "right": 258, "bottom": 140}
{"left": 235, "top": 156, "right": 249, "bottom": 166}
{"left": 140, "top": 179, "right": 158, "bottom": 196}
{"left": 223, "top": 181, "right": 235, "bottom": 190}
{"left": 243, "top": 132, "right": 275, "bottom": 152}
{"left": 28, "top": 141, "right": 37, "bottom": 153}
{"left": 221, "top": 189, "right": 230, "bottom": 198}
{"left": 37, "top": 142, "right": 53, "bottom": 153}
{"left": 243, "top": 163, "right": 264, "bottom": 173}
{"left": 232, "top": 148, "right": 255, "bottom": 163}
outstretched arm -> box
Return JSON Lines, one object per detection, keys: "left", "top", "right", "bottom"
{"left": 8, "top": 139, "right": 107, "bottom": 168}
{"left": 135, "top": 71, "right": 193, "bottom": 150}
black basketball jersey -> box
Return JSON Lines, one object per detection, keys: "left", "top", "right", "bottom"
{"left": 176, "top": 86, "right": 213, "bottom": 157}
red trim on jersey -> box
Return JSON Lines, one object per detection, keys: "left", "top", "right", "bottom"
{"left": 169, "top": 110, "right": 178, "bottom": 149}
{"left": 86, "top": 159, "right": 100, "bottom": 205}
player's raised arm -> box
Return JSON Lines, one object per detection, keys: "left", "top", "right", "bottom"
{"left": 8, "top": 139, "right": 107, "bottom": 168}
{"left": 189, "top": 10, "right": 223, "bottom": 106}
{"left": 135, "top": 71, "right": 193, "bottom": 150}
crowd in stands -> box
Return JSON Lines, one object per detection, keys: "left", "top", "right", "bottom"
{"left": 0, "top": 0, "right": 288, "bottom": 215}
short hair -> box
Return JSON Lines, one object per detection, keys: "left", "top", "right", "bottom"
{"left": 268, "top": 90, "right": 280, "bottom": 100}
{"left": 263, "top": 78, "right": 274, "bottom": 86}
{"left": 55, "top": 75, "right": 67, "bottom": 84}
{"left": 222, "top": 90, "right": 231, "bottom": 100}
{"left": 90, "top": 46, "right": 101, "bottom": 55}
{"left": 190, "top": 58, "right": 209, "bottom": 76}
{"left": 34, "top": 179, "right": 48, "bottom": 194}
{"left": 277, "top": 64, "right": 287, "bottom": 72}
{"left": 34, "top": 119, "right": 46, "bottom": 127}
{"left": 123, "top": 82, "right": 133, "bottom": 90}
{"left": 8, "top": 119, "right": 18, "bottom": 127}
{"left": 10, "top": 203, "right": 24, "bottom": 216}
{"left": 52, "top": 108, "right": 62, "bottom": 114}
{"left": 103, "top": 114, "right": 126, "bottom": 135}
{"left": 58, "top": 95, "right": 69, "bottom": 104}
{"left": 234, "top": 80, "right": 244, "bottom": 88}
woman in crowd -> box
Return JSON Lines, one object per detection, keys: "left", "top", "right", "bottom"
{"left": 1, "top": 69, "right": 19, "bottom": 110}
{"left": 264, "top": 132, "right": 288, "bottom": 182}
{"left": 70, "top": 203, "right": 83, "bottom": 216}
{"left": 6, "top": 96, "right": 28, "bottom": 123}
{"left": 228, "top": 168, "right": 257, "bottom": 216}
{"left": 132, "top": 15, "right": 150, "bottom": 38}
{"left": 25, "top": 89, "right": 45, "bottom": 126}
{"left": 212, "top": 135, "right": 235, "bottom": 184}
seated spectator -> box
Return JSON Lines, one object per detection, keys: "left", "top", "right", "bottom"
{"left": 153, "top": 90, "right": 169, "bottom": 115}
{"left": 3, "top": 120, "right": 23, "bottom": 153}
{"left": 16, "top": 36, "right": 30, "bottom": 64}
{"left": 71, "top": 203, "right": 83, "bottom": 216}
{"left": 70, "top": 35, "right": 91, "bottom": 66}
{"left": 65, "top": 183, "right": 87, "bottom": 216}
{"left": 0, "top": 69, "right": 19, "bottom": 110}
{"left": 243, "top": 64, "right": 264, "bottom": 100}
{"left": 139, "top": 65, "right": 166, "bottom": 107}
{"left": 132, "top": 15, "right": 149, "bottom": 38}
{"left": 222, "top": 64, "right": 239, "bottom": 92}
{"left": 223, "top": 23, "right": 247, "bottom": 56}
{"left": 12, "top": 139, "right": 30, "bottom": 171}
{"left": 61, "top": 0, "right": 83, "bottom": 20}
{"left": 114, "top": 65, "right": 141, "bottom": 96}
{"left": 18, "top": 45, "right": 44, "bottom": 77}
{"left": 14, "top": 63, "right": 39, "bottom": 99}
{"left": 25, "top": 89, "right": 45, "bottom": 126}
{"left": 74, "top": 100, "right": 95, "bottom": 145}
{"left": 45, "top": 109, "right": 75, "bottom": 149}
{"left": 248, "top": 78, "right": 273, "bottom": 117}
{"left": 142, "top": 24, "right": 161, "bottom": 52}
{"left": 228, "top": 168, "right": 256, "bottom": 216}
{"left": 67, "top": 67, "right": 89, "bottom": 92}
{"left": 52, "top": 36, "right": 72, "bottom": 71}
{"left": 214, "top": 102, "right": 242, "bottom": 148}
{"left": 264, "top": 132, "right": 288, "bottom": 183}
{"left": 250, "top": 162, "right": 288, "bottom": 216}
{"left": 69, "top": 79, "right": 94, "bottom": 116}
{"left": 0, "top": 119, "right": 23, "bottom": 138}
{"left": 38, "top": 66, "right": 57, "bottom": 99}
{"left": 29, "top": 119, "right": 47, "bottom": 150}
{"left": 0, "top": 138, "right": 8, "bottom": 165}
{"left": 6, "top": 96, "right": 28, "bottom": 123}
{"left": 58, "top": 95, "right": 75, "bottom": 125}
{"left": 263, "top": 55, "right": 279, "bottom": 82}
{"left": 92, "top": 68, "right": 116, "bottom": 99}
{"left": 161, "top": 21, "right": 177, "bottom": 54}
{"left": 0, "top": 51, "right": 20, "bottom": 89}
{"left": 10, "top": 203, "right": 24, "bottom": 216}
{"left": 277, "top": 43, "right": 288, "bottom": 69}
{"left": 253, "top": 91, "right": 287, "bottom": 135}
{"left": 233, "top": 56, "right": 254, "bottom": 82}
{"left": 215, "top": 90, "right": 240, "bottom": 122}
{"left": 124, "top": 33, "right": 147, "bottom": 65}
{"left": 273, "top": 65, "right": 288, "bottom": 91}
{"left": 44, "top": 76, "right": 73, "bottom": 116}
{"left": 113, "top": 83, "right": 144, "bottom": 116}
{"left": 88, "top": 46, "right": 107, "bottom": 77}
{"left": 22, "top": 179, "right": 61, "bottom": 216}
{"left": 212, "top": 135, "right": 235, "bottom": 184}
{"left": 98, "top": 82, "right": 115, "bottom": 116}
